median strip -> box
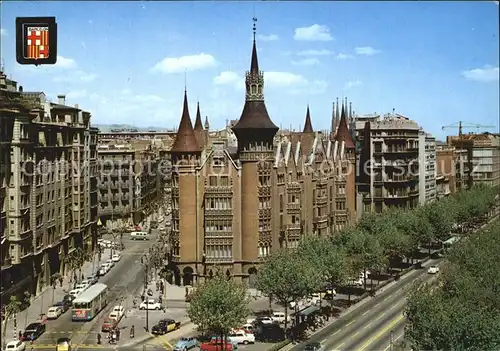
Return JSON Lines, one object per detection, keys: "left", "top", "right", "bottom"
{"left": 357, "top": 314, "right": 405, "bottom": 351}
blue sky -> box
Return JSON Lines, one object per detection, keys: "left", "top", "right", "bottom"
{"left": 1, "top": 1, "right": 498, "bottom": 139}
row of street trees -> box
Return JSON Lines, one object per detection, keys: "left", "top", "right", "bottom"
{"left": 256, "top": 185, "right": 498, "bottom": 331}
{"left": 405, "top": 218, "right": 500, "bottom": 350}
{"left": 184, "top": 185, "right": 497, "bottom": 341}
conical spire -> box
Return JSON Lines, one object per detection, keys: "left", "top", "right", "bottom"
{"left": 171, "top": 90, "right": 201, "bottom": 153}
{"left": 204, "top": 115, "right": 210, "bottom": 130}
{"left": 303, "top": 105, "right": 313, "bottom": 133}
{"left": 251, "top": 17, "right": 259, "bottom": 74}
{"left": 331, "top": 101, "right": 336, "bottom": 135}
{"left": 335, "top": 102, "right": 355, "bottom": 149}
{"left": 194, "top": 102, "right": 204, "bottom": 131}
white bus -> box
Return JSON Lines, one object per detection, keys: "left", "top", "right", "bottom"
{"left": 72, "top": 283, "right": 108, "bottom": 321}
{"left": 130, "top": 231, "right": 149, "bottom": 240}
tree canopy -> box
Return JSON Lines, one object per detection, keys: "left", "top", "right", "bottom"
{"left": 405, "top": 219, "right": 500, "bottom": 350}
{"left": 187, "top": 269, "right": 251, "bottom": 337}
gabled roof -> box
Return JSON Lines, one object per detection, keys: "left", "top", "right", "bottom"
{"left": 171, "top": 91, "right": 201, "bottom": 153}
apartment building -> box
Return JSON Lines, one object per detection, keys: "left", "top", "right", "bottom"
{"left": 355, "top": 113, "right": 420, "bottom": 213}
{"left": 168, "top": 32, "right": 357, "bottom": 287}
{"left": 447, "top": 133, "right": 500, "bottom": 188}
{"left": 1, "top": 72, "right": 98, "bottom": 303}
{"left": 418, "top": 132, "right": 437, "bottom": 204}
{"left": 97, "top": 142, "right": 161, "bottom": 229}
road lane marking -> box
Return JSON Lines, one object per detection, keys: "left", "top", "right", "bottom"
{"left": 333, "top": 342, "right": 345, "bottom": 350}
{"left": 362, "top": 310, "right": 370, "bottom": 316}
{"left": 345, "top": 320, "right": 355, "bottom": 327}
{"left": 383, "top": 331, "right": 405, "bottom": 351}
{"left": 352, "top": 331, "right": 360, "bottom": 337}
{"left": 374, "top": 302, "right": 380, "bottom": 307}
{"left": 28, "top": 345, "right": 105, "bottom": 349}
{"left": 375, "top": 313, "right": 385, "bottom": 320}
{"left": 383, "top": 293, "right": 392, "bottom": 300}
{"left": 364, "top": 322, "right": 373, "bottom": 329}
{"left": 357, "top": 314, "right": 405, "bottom": 351}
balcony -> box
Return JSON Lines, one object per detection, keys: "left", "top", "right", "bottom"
{"left": 316, "top": 178, "right": 328, "bottom": 186}
{"left": 259, "top": 208, "right": 271, "bottom": 218}
{"left": 314, "top": 215, "right": 328, "bottom": 223}
{"left": 205, "top": 186, "right": 232, "bottom": 194}
{"left": 205, "top": 208, "right": 232, "bottom": 216}
{"left": 258, "top": 186, "right": 271, "bottom": 196}
{"left": 316, "top": 195, "right": 328, "bottom": 204}
{"left": 205, "top": 231, "right": 233, "bottom": 238}
{"left": 204, "top": 257, "right": 233, "bottom": 264}
{"left": 286, "top": 223, "right": 301, "bottom": 230}
{"left": 287, "top": 202, "right": 301, "bottom": 211}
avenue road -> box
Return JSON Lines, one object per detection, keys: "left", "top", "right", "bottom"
{"left": 290, "top": 258, "right": 443, "bottom": 351}
{"left": 32, "top": 230, "right": 159, "bottom": 348}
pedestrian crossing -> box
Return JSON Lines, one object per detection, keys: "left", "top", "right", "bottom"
{"left": 25, "top": 344, "right": 106, "bottom": 349}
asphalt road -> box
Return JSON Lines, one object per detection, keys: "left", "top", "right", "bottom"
{"left": 291, "top": 258, "right": 443, "bottom": 351}
{"left": 31, "top": 231, "right": 159, "bottom": 349}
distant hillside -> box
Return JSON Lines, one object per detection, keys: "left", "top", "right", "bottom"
{"left": 92, "top": 124, "right": 170, "bottom": 132}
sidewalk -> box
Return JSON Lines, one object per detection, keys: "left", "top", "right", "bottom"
{"left": 2, "top": 250, "right": 111, "bottom": 343}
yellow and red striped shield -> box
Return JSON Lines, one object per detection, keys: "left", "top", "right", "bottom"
{"left": 26, "top": 26, "right": 50, "bottom": 59}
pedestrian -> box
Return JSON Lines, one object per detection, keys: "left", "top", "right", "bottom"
{"left": 156, "top": 281, "right": 160, "bottom": 292}
{"left": 59, "top": 276, "right": 63, "bottom": 287}
{"left": 116, "top": 328, "right": 121, "bottom": 341}
{"left": 18, "top": 330, "right": 22, "bottom": 340}
{"left": 97, "top": 332, "right": 102, "bottom": 344}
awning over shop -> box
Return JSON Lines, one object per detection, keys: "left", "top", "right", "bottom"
{"left": 297, "top": 305, "right": 319, "bottom": 317}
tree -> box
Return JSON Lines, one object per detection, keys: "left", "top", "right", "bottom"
{"left": 421, "top": 199, "right": 455, "bottom": 242}
{"left": 2, "top": 296, "right": 22, "bottom": 348}
{"left": 405, "top": 219, "right": 500, "bottom": 350}
{"left": 50, "top": 273, "right": 62, "bottom": 304}
{"left": 257, "top": 249, "right": 321, "bottom": 330}
{"left": 187, "top": 269, "right": 250, "bottom": 346}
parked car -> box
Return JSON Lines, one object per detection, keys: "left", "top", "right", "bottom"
{"left": 200, "top": 338, "right": 236, "bottom": 351}
{"left": 271, "top": 312, "right": 290, "bottom": 324}
{"left": 139, "top": 299, "right": 162, "bottom": 310}
{"left": 75, "top": 282, "right": 89, "bottom": 291}
{"left": 151, "top": 319, "right": 181, "bottom": 334}
{"left": 240, "top": 323, "right": 255, "bottom": 334}
{"left": 111, "top": 253, "right": 121, "bottom": 262}
{"left": 173, "top": 336, "right": 199, "bottom": 350}
{"left": 85, "top": 275, "right": 99, "bottom": 285}
{"left": 105, "top": 259, "right": 115, "bottom": 268}
{"left": 69, "top": 288, "right": 84, "bottom": 298}
{"left": 304, "top": 342, "right": 325, "bottom": 351}
{"left": 99, "top": 263, "right": 111, "bottom": 276}
{"left": 428, "top": 265, "right": 440, "bottom": 274}
{"left": 101, "top": 318, "right": 116, "bottom": 332}
{"left": 63, "top": 294, "right": 75, "bottom": 303}
{"left": 54, "top": 300, "right": 72, "bottom": 313}
{"left": 23, "top": 322, "right": 46, "bottom": 341}
{"left": 254, "top": 316, "right": 274, "bottom": 325}
{"left": 228, "top": 330, "right": 255, "bottom": 344}
{"left": 47, "top": 306, "right": 63, "bottom": 319}
{"left": 5, "top": 340, "right": 26, "bottom": 351}
{"left": 56, "top": 337, "right": 72, "bottom": 351}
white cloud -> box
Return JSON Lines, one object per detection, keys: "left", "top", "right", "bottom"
{"left": 345, "top": 80, "right": 363, "bottom": 90}
{"left": 266, "top": 72, "right": 308, "bottom": 87}
{"left": 66, "top": 90, "right": 88, "bottom": 99}
{"left": 53, "top": 70, "right": 99, "bottom": 83}
{"left": 461, "top": 65, "right": 499, "bottom": 82}
{"left": 257, "top": 34, "right": 279, "bottom": 42}
{"left": 292, "top": 58, "right": 320, "bottom": 66}
{"left": 214, "top": 71, "right": 243, "bottom": 86}
{"left": 1, "top": 28, "right": 7, "bottom": 36}
{"left": 294, "top": 24, "right": 334, "bottom": 41}
{"left": 355, "top": 46, "right": 382, "bottom": 56}
{"left": 56, "top": 55, "right": 77, "bottom": 68}
{"left": 152, "top": 53, "right": 217, "bottom": 74}
{"left": 335, "top": 53, "right": 354, "bottom": 60}
{"left": 297, "top": 49, "right": 334, "bottom": 56}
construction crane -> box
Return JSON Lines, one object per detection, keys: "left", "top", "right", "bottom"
{"left": 441, "top": 121, "right": 495, "bottom": 138}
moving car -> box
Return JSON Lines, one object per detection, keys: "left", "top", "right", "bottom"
{"left": 228, "top": 330, "right": 255, "bottom": 344}
{"left": 23, "top": 322, "right": 46, "bottom": 341}
{"left": 139, "top": 299, "right": 162, "bottom": 310}
{"left": 56, "top": 337, "right": 72, "bottom": 351}
{"left": 151, "top": 319, "right": 181, "bottom": 334}
{"left": 428, "top": 265, "right": 440, "bottom": 274}
{"left": 111, "top": 305, "right": 125, "bottom": 318}
{"left": 47, "top": 306, "right": 63, "bottom": 319}
{"left": 173, "top": 336, "right": 199, "bottom": 350}
{"left": 304, "top": 342, "right": 324, "bottom": 351}
{"left": 5, "top": 340, "right": 26, "bottom": 351}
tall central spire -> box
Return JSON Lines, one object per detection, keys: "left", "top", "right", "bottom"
{"left": 251, "top": 17, "right": 259, "bottom": 73}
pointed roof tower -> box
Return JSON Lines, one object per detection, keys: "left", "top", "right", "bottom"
{"left": 331, "top": 101, "right": 337, "bottom": 137}
{"left": 171, "top": 90, "right": 201, "bottom": 153}
{"left": 335, "top": 102, "right": 355, "bottom": 149}
{"left": 193, "top": 101, "right": 205, "bottom": 147}
{"left": 204, "top": 115, "right": 210, "bottom": 131}
{"left": 232, "top": 17, "right": 278, "bottom": 137}
{"left": 303, "top": 105, "right": 313, "bottom": 133}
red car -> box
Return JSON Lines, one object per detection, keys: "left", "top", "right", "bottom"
{"left": 200, "top": 339, "right": 234, "bottom": 351}
{"left": 101, "top": 318, "right": 116, "bottom": 332}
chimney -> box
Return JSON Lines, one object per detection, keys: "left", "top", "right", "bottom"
{"left": 19, "top": 86, "right": 23, "bottom": 93}
{"left": 57, "top": 94, "right": 66, "bottom": 105}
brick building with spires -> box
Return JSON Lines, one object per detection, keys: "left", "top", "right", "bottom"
{"left": 168, "top": 27, "right": 357, "bottom": 287}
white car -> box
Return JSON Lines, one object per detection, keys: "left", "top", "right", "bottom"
{"left": 98, "top": 239, "right": 112, "bottom": 248}
{"left": 5, "top": 340, "right": 26, "bottom": 351}
{"left": 228, "top": 330, "right": 255, "bottom": 344}
{"left": 139, "top": 299, "right": 162, "bottom": 310}
{"left": 271, "top": 312, "right": 290, "bottom": 324}
{"left": 75, "top": 282, "right": 90, "bottom": 290}
{"left": 112, "top": 253, "right": 121, "bottom": 262}
{"left": 99, "top": 263, "right": 111, "bottom": 276}
{"left": 69, "top": 288, "right": 84, "bottom": 298}
{"left": 428, "top": 265, "right": 440, "bottom": 274}
{"left": 47, "top": 306, "right": 62, "bottom": 319}
{"left": 255, "top": 316, "right": 274, "bottom": 325}
{"left": 106, "top": 259, "right": 115, "bottom": 268}
{"left": 111, "top": 305, "right": 125, "bottom": 318}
